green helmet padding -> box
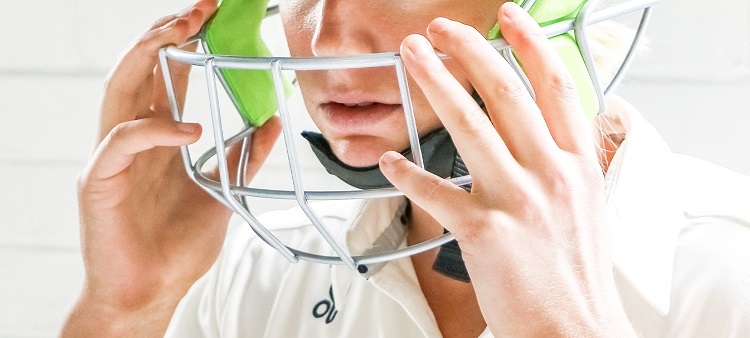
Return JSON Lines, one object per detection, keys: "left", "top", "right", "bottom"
{"left": 488, "top": 0, "right": 599, "bottom": 118}
{"left": 203, "top": 0, "right": 293, "bottom": 126}
{"left": 205, "top": 0, "right": 598, "bottom": 125}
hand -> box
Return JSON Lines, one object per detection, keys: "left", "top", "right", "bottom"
{"left": 62, "top": 0, "right": 281, "bottom": 335}
{"left": 381, "top": 3, "right": 632, "bottom": 337}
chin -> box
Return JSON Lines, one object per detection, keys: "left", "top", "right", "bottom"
{"left": 329, "top": 135, "right": 406, "bottom": 168}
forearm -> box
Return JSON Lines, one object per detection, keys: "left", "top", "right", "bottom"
{"left": 61, "top": 290, "right": 183, "bottom": 337}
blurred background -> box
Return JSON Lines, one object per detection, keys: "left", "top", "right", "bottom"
{"left": 1, "top": 0, "right": 749, "bottom": 336}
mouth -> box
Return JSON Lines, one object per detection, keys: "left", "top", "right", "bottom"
{"left": 342, "top": 102, "right": 376, "bottom": 107}
{"left": 319, "top": 100, "right": 403, "bottom": 136}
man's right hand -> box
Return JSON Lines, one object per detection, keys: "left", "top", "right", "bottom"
{"left": 61, "top": 1, "right": 281, "bottom": 335}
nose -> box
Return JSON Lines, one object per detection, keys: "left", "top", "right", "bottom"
{"left": 311, "top": 0, "right": 379, "bottom": 56}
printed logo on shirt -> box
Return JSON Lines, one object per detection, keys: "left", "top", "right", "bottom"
{"left": 312, "top": 285, "right": 338, "bottom": 324}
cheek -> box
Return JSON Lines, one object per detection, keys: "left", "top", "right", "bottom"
{"left": 279, "top": 1, "right": 317, "bottom": 57}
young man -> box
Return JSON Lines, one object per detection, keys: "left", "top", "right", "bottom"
{"left": 62, "top": 0, "right": 750, "bottom": 336}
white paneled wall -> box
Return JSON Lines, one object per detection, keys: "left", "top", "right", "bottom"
{"left": 619, "top": 0, "right": 750, "bottom": 174}
{"left": 2, "top": 1, "right": 195, "bottom": 336}
{"left": 1, "top": 0, "right": 749, "bottom": 336}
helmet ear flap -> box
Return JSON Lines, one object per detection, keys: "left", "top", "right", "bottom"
{"left": 201, "top": 0, "right": 294, "bottom": 126}
{"left": 488, "top": 0, "right": 601, "bottom": 118}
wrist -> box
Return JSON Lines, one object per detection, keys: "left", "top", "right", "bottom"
{"left": 60, "top": 285, "right": 184, "bottom": 337}
{"left": 518, "top": 312, "right": 635, "bottom": 338}
{"left": 561, "top": 294, "right": 636, "bottom": 338}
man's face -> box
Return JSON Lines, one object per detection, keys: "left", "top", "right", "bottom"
{"left": 280, "top": 0, "right": 502, "bottom": 167}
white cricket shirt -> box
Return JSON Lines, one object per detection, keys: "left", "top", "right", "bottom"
{"left": 166, "top": 107, "right": 750, "bottom": 337}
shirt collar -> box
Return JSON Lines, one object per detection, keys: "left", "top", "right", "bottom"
{"left": 328, "top": 196, "right": 404, "bottom": 304}
{"left": 603, "top": 100, "right": 683, "bottom": 315}
{"left": 329, "top": 197, "right": 441, "bottom": 336}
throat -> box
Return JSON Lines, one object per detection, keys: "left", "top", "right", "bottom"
{"left": 410, "top": 247, "right": 487, "bottom": 338}
{"left": 407, "top": 204, "right": 486, "bottom": 338}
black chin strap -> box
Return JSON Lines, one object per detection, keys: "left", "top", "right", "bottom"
{"left": 302, "top": 133, "right": 472, "bottom": 282}
{"left": 431, "top": 154, "right": 471, "bottom": 282}
{"left": 301, "top": 129, "right": 458, "bottom": 189}
{"left": 301, "top": 93, "right": 484, "bottom": 283}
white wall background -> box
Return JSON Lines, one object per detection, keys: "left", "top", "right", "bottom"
{"left": 1, "top": 0, "right": 749, "bottom": 336}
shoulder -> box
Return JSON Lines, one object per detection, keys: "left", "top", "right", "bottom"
{"left": 672, "top": 154, "right": 750, "bottom": 219}
{"left": 664, "top": 155, "right": 750, "bottom": 334}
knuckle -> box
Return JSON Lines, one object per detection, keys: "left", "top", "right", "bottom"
{"left": 420, "top": 60, "right": 449, "bottom": 78}
{"left": 540, "top": 157, "right": 602, "bottom": 205}
{"left": 451, "top": 105, "right": 492, "bottom": 134}
{"left": 457, "top": 114, "right": 493, "bottom": 136}
{"left": 493, "top": 80, "right": 529, "bottom": 100}
{"left": 546, "top": 168, "right": 574, "bottom": 198}
{"left": 76, "top": 170, "right": 90, "bottom": 194}
{"left": 141, "top": 31, "right": 164, "bottom": 50}
{"left": 423, "top": 176, "right": 451, "bottom": 201}
{"left": 150, "top": 14, "right": 176, "bottom": 30}
{"left": 133, "top": 33, "right": 156, "bottom": 54}
{"left": 547, "top": 73, "right": 578, "bottom": 96}
{"left": 539, "top": 155, "right": 575, "bottom": 195}
{"left": 456, "top": 209, "right": 505, "bottom": 247}
{"left": 135, "top": 18, "right": 187, "bottom": 52}
{"left": 453, "top": 25, "right": 485, "bottom": 46}
{"left": 458, "top": 25, "right": 486, "bottom": 45}
{"left": 511, "top": 189, "right": 535, "bottom": 213}
{"left": 167, "top": 18, "right": 191, "bottom": 38}
{"left": 461, "top": 214, "right": 486, "bottom": 239}
{"left": 108, "top": 122, "right": 132, "bottom": 142}
{"left": 513, "top": 28, "right": 546, "bottom": 50}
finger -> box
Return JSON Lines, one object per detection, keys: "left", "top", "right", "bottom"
{"left": 150, "top": 40, "right": 199, "bottom": 118}
{"left": 87, "top": 118, "right": 201, "bottom": 181}
{"left": 147, "top": 0, "right": 215, "bottom": 31}
{"left": 400, "top": 34, "right": 522, "bottom": 183}
{"left": 151, "top": 0, "right": 219, "bottom": 117}
{"left": 425, "top": 17, "right": 558, "bottom": 164}
{"left": 149, "top": 14, "right": 179, "bottom": 31}
{"left": 498, "top": 2, "right": 594, "bottom": 154}
{"left": 210, "top": 116, "right": 282, "bottom": 182}
{"left": 380, "top": 151, "right": 470, "bottom": 233}
{"left": 243, "top": 116, "right": 282, "bottom": 179}
{"left": 99, "top": 0, "right": 216, "bottom": 141}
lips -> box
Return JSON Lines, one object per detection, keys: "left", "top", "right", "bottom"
{"left": 319, "top": 101, "right": 403, "bottom": 135}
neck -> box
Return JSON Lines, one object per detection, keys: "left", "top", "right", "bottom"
{"left": 407, "top": 202, "right": 487, "bottom": 338}
{"left": 406, "top": 202, "right": 444, "bottom": 247}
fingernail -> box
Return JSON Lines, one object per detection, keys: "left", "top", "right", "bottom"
{"left": 403, "top": 35, "right": 434, "bottom": 56}
{"left": 177, "top": 122, "right": 198, "bottom": 133}
{"left": 501, "top": 2, "right": 524, "bottom": 20}
{"left": 178, "top": 7, "right": 199, "bottom": 19}
{"left": 380, "top": 151, "right": 404, "bottom": 166}
{"left": 428, "top": 17, "right": 453, "bottom": 35}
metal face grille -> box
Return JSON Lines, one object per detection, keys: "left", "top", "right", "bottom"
{"left": 158, "top": 0, "right": 657, "bottom": 269}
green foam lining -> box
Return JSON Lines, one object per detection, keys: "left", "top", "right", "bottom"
{"left": 488, "top": 0, "right": 599, "bottom": 118}
{"left": 203, "top": 0, "right": 293, "bottom": 126}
